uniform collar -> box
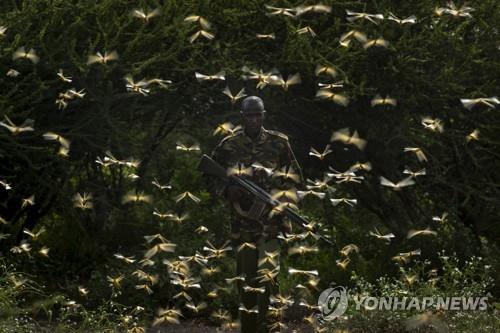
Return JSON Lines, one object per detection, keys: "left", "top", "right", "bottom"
{"left": 243, "top": 126, "right": 268, "bottom": 144}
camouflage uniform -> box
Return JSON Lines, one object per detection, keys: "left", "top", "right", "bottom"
{"left": 211, "top": 126, "right": 301, "bottom": 333}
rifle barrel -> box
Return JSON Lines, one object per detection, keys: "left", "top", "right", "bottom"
{"left": 199, "top": 154, "right": 335, "bottom": 247}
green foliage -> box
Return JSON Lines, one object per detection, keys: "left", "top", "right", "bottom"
{"left": 326, "top": 254, "right": 499, "bottom": 333}
{"left": 0, "top": 0, "right": 498, "bottom": 331}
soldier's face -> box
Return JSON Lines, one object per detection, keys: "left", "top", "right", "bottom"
{"left": 242, "top": 111, "right": 265, "bottom": 134}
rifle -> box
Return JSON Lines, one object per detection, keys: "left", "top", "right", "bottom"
{"left": 198, "top": 154, "right": 334, "bottom": 247}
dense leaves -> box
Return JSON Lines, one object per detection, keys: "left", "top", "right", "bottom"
{"left": 0, "top": 0, "right": 499, "bottom": 331}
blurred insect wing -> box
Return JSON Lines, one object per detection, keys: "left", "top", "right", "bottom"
{"left": 87, "top": 52, "right": 103, "bottom": 64}
{"left": 398, "top": 176, "right": 416, "bottom": 188}
{"left": 146, "top": 8, "right": 161, "bottom": 20}
{"left": 256, "top": 33, "right": 276, "bottom": 39}
{"left": 466, "top": 129, "right": 480, "bottom": 141}
{"left": 188, "top": 31, "right": 201, "bottom": 43}
{"left": 364, "top": 38, "right": 389, "bottom": 49}
{"left": 24, "top": 48, "right": 39, "bottom": 63}
{"left": 195, "top": 72, "right": 208, "bottom": 81}
{"left": 371, "top": 94, "right": 383, "bottom": 106}
{"left": 402, "top": 15, "right": 417, "bottom": 24}
{"left": 234, "top": 88, "right": 247, "bottom": 100}
{"left": 132, "top": 9, "right": 146, "bottom": 19}
{"left": 315, "top": 64, "right": 338, "bottom": 77}
{"left": 286, "top": 73, "right": 301, "bottom": 86}
{"left": 334, "top": 93, "right": 349, "bottom": 106}
{"left": 198, "top": 17, "right": 211, "bottom": 30}
{"left": 308, "top": 147, "right": 321, "bottom": 158}
{"left": 315, "top": 89, "right": 332, "bottom": 99}
{"left": 222, "top": 86, "right": 233, "bottom": 99}
{"left": 330, "top": 128, "right": 349, "bottom": 143}
{"left": 187, "top": 192, "right": 201, "bottom": 203}
{"left": 200, "top": 30, "right": 215, "bottom": 40}
{"left": 460, "top": 98, "right": 477, "bottom": 110}
{"left": 380, "top": 176, "right": 396, "bottom": 188}
{"left": 350, "top": 131, "right": 367, "bottom": 150}
{"left": 184, "top": 15, "right": 199, "bottom": 23}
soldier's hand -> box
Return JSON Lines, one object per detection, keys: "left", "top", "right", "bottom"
{"left": 227, "top": 185, "right": 243, "bottom": 202}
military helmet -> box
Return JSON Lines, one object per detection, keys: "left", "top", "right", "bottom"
{"left": 241, "top": 96, "right": 265, "bottom": 114}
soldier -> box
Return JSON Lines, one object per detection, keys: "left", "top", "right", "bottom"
{"left": 211, "top": 96, "right": 302, "bottom": 333}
